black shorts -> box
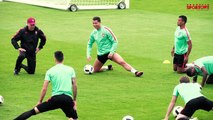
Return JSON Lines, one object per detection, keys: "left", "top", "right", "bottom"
{"left": 206, "top": 74, "right": 213, "bottom": 84}
{"left": 97, "top": 52, "right": 111, "bottom": 64}
{"left": 37, "top": 94, "right": 78, "bottom": 119}
{"left": 173, "top": 53, "right": 187, "bottom": 68}
{"left": 180, "top": 96, "right": 213, "bottom": 117}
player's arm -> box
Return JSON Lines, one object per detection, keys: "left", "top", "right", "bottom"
{"left": 185, "top": 40, "right": 192, "bottom": 62}
{"left": 193, "top": 76, "right": 198, "bottom": 83}
{"left": 87, "top": 34, "right": 95, "bottom": 61}
{"left": 11, "top": 29, "right": 26, "bottom": 52}
{"left": 164, "top": 96, "right": 177, "bottom": 120}
{"left": 201, "top": 66, "right": 208, "bottom": 87}
{"left": 38, "top": 80, "right": 49, "bottom": 105}
{"left": 36, "top": 30, "right": 46, "bottom": 53}
{"left": 72, "top": 77, "right": 77, "bottom": 110}
{"left": 171, "top": 46, "right": 174, "bottom": 57}
{"left": 107, "top": 29, "right": 118, "bottom": 58}
{"left": 184, "top": 30, "right": 192, "bottom": 62}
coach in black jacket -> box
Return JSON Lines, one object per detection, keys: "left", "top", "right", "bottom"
{"left": 11, "top": 17, "right": 46, "bottom": 75}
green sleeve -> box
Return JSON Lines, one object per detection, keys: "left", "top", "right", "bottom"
{"left": 184, "top": 29, "right": 191, "bottom": 42}
{"left": 172, "top": 86, "right": 179, "bottom": 97}
{"left": 45, "top": 70, "right": 51, "bottom": 81}
{"left": 107, "top": 30, "right": 118, "bottom": 54}
{"left": 71, "top": 68, "right": 76, "bottom": 78}
{"left": 87, "top": 33, "right": 95, "bottom": 58}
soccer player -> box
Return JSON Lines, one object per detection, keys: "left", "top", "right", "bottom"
{"left": 87, "top": 16, "right": 143, "bottom": 77}
{"left": 14, "top": 51, "right": 78, "bottom": 120}
{"left": 163, "top": 76, "right": 213, "bottom": 120}
{"left": 186, "top": 56, "right": 213, "bottom": 87}
{"left": 11, "top": 17, "right": 46, "bottom": 75}
{"left": 171, "top": 15, "right": 192, "bottom": 73}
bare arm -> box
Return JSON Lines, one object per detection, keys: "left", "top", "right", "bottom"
{"left": 164, "top": 96, "right": 177, "bottom": 120}
{"left": 171, "top": 46, "right": 174, "bottom": 57}
{"left": 186, "top": 40, "right": 192, "bottom": 57}
{"left": 72, "top": 78, "right": 77, "bottom": 101}
{"left": 193, "top": 76, "right": 198, "bottom": 83}
{"left": 184, "top": 40, "right": 192, "bottom": 63}
{"left": 72, "top": 78, "right": 77, "bottom": 110}
{"left": 201, "top": 67, "right": 208, "bottom": 87}
{"left": 38, "top": 80, "right": 49, "bottom": 104}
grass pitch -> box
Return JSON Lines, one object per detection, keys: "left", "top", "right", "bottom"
{"left": 0, "top": 0, "right": 213, "bottom": 119}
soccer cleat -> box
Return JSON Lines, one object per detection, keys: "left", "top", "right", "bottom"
{"left": 108, "top": 65, "right": 113, "bottom": 70}
{"left": 135, "top": 71, "right": 143, "bottom": 77}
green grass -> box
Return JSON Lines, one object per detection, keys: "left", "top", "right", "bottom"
{"left": 0, "top": 0, "right": 213, "bottom": 119}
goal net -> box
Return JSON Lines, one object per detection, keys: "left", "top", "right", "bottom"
{"left": 4, "top": 0, "right": 129, "bottom": 11}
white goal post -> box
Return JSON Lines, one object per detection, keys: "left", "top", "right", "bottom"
{"left": 4, "top": 0, "right": 130, "bottom": 12}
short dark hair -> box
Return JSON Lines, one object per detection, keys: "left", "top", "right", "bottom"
{"left": 179, "top": 15, "right": 187, "bottom": 24}
{"left": 93, "top": 16, "right": 101, "bottom": 22}
{"left": 54, "top": 51, "right": 64, "bottom": 62}
{"left": 179, "top": 76, "right": 190, "bottom": 83}
{"left": 186, "top": 67, "right": 194, "bottom": 77}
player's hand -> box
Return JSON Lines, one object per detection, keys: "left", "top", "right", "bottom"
{"left": 108, "top": 53, "right": 114, "bottom": 59}
{"left": 36, "top": 48, "right": 40, "bottom": 53}
{"left": 87, "top": 56, "right": 91, "bottom": 62}
{"left": 73, "top": 101, "right": 77, "bottom": 110}
{"left": 162, "top": 117, "right": 169, "bottom": 120}
{"left": 18, "top": 48, "right": 26, "bottom": 52}
{"left": 35, "top": 101, "right": 42, "bottom": 107}
{"left": 171, "top": 50, "right": 174, "bottom": 57}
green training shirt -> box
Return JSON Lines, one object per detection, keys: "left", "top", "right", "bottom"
{"left": 173, "top": 83, "right": 203, "bottom": 104}
{"left": 193, "top": 56, "right": 213, "bottom": 76}
{"left": 45, "top": 64, "right": 76, "bottom": 97}
{"left": 174, "top": 27, "right": 191, "bottom": 55}
{"left": 87, "top": 26, "right": 118, "bottom": 58}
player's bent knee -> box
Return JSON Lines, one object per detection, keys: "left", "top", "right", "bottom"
{"left": 34, "top": 107, "right": 40, "bottom": 114}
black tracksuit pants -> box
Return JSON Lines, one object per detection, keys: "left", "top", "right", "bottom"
{"left": 15, "top": 51, "right": 36, "bottom": 74}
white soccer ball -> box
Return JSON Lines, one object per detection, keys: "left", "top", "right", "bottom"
{"left": 84, "top": 64, "right": 94, "bottom": 74}
{"left": 0, "top": 95, "right": 4, "bottom": 104}
{"left": 122, "top": 115, "right": 134, "bottom": 120}
{"left": 172, "top": 106, "right": 183, "bottom": 117}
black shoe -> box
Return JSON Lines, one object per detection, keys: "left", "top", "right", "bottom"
{"left": 135, "top": 71, "right": 143, "bottom": 77}
{"left": 108, "top": 65, "right": 113, "bottom": 70}
{"left": 14, "top": 69, "right": 19, "bottom": 75}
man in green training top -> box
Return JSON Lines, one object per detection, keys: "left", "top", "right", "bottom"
{"left": 163, "top": 76, "right": 213, "bottom": 120}
{"left": 186, "top": 56, "right": 213, "bottom": 87}
{"left": 14, "top": 51, "right": 78, "bottom": 120}
{"left": 171, "top": 15, "right": 192, "bottom": 73}
{"left": 87, "top": 16, "right": 143, "bottom": 77}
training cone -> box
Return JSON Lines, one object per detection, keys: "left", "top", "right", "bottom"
{"left": 163, "top": 60, "right": 171, "bottom": 64}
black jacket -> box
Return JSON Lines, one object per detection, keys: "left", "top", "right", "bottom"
{"left": 11, "top": 26, "right": 46, "bottom": 55}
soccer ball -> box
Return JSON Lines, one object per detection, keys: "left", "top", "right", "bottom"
{"left": 84, "top": 64, "right": 94, "bottom": 74}
{"left": 122, "top": 115, "right": 134, "bottom": 120}
{"left": 172, "top": 106, "right": 183, "bottom": 117}
{"left": 0, "top": 95, "right": 4, "bottom": 105}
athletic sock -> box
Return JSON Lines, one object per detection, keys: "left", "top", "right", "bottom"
{"left": 131, "top": 68, "right": 137, "bottom": 74}
{"left": 102, "top": 66, "right": 108, "bottom": 71}
{"left": 14, "top": 109, "right": 36, "bottom": 120}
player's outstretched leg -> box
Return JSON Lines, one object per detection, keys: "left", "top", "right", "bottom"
{"left": 14, "top": 108, "right": 36, "bottom": 120}
{"left": 111, "top": 53, "right": 143, "bottom": 77}
{"left": 93, "top": 59, "right": 112, "bottom": 72}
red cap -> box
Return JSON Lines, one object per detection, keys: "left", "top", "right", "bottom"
{"left": 27, "top": 17, "right": 36, "bottom": 25}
